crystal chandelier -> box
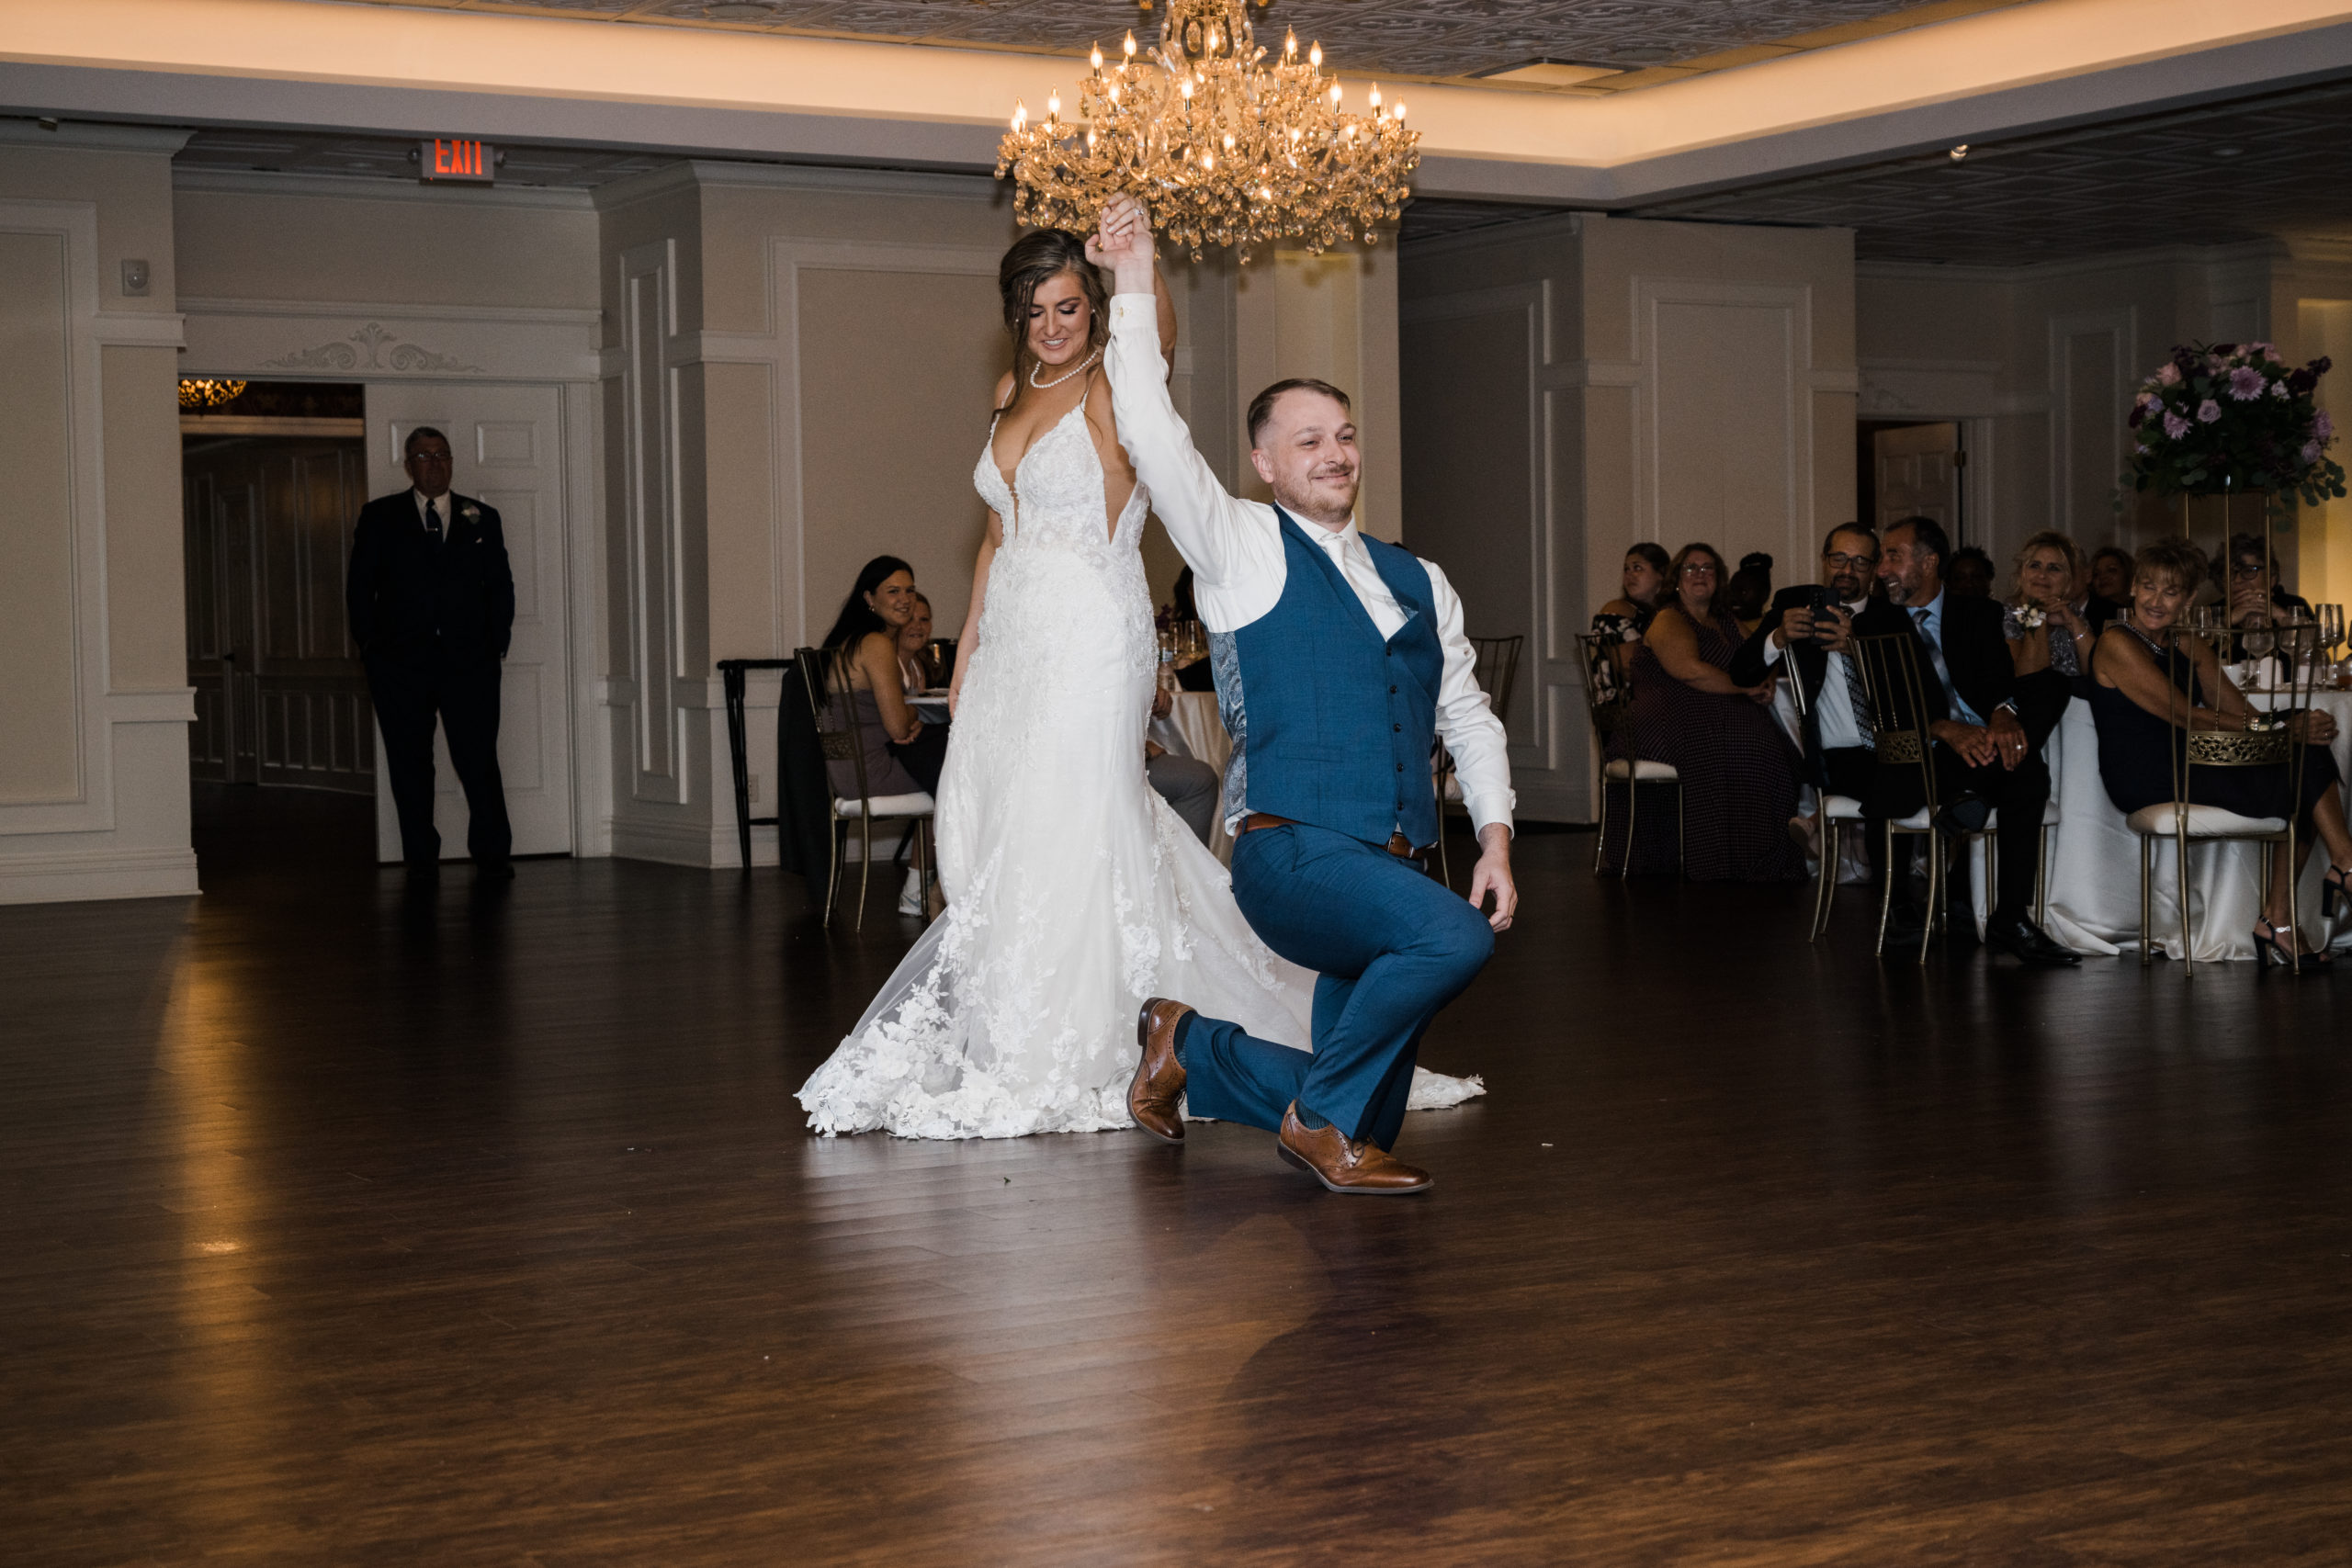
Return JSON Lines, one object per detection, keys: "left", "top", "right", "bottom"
{"left": 178, "top": 377, "right": 247, "bottom": 410}
{"left": 996, "top": 0, "right": 1419, "bottom": 261}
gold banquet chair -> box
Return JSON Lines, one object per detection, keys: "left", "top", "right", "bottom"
{"left": 2131, "top": 622, "right": 2321, "bottom": 975}
{"left": 1576, "top": 631, "right": 1682, "bottom": 879}
{"left": 797, "top": 649, "right": 936, "bottom": 931}
{"left": 1433, "top": 633, "right": 1524, "bottom": 889}
{"left": 1849, "top": 633, "right": 2049, "bottom": 961}
{"left": 1779, "top": 645, "right": 1868, "bottom": 942}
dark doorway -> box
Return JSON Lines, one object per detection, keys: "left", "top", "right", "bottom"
{"left": 181, "top": 381, "right": 373, "bottom": 849}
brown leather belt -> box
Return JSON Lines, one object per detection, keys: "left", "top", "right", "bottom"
{"left": 1238, "top": 812, "right": 1428, "bottom": 862}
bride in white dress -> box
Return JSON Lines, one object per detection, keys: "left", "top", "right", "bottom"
{"left": 797, "top": 226, "right": 1479, "bottom": 1139}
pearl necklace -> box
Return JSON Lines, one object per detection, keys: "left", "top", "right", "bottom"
{"left": 1029, "top": 347, "right": 1101, "bottom": 389}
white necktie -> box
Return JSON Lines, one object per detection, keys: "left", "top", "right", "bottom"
{"left": 1319, "top": 531, "right": 1405, "bottom": 640}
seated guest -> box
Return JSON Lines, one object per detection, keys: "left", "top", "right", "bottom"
{"left": 1946, "top": 544, "right": 1996, "bottom": 600}
{"left": 2222, "top": 531, "right": 2317, "bottom": 670}
{"left": 898, "top": 592, "right": 944, "bottom": 692}
{"left": 1590, "top": 541, "right": 1673, "bottom": 698}
{"left": 1732, "top": 525, "right": 1881, "bottom": 862}
{"left": 822, "top": 555, "right": 948, "bottom": 799}
{"left": 1144, "top": 686, "right": 1220, "bottom": 847}
{"left": 2086, "top": 545, "right": 2135, "bottom": 618}
{"left": 1170, "top": 567, "right": 1216, "bottom": 692}
{"left": 1606, "top": 542, "right": 1805, "bottom": 881}
{"left": 2090, "top": 537, "right": 2351, "bottom": 966}
{"left": 1722, "top": 551, "right": 1774, "bottom": 631}
{"left": 1874, "top": 516, "right": 2078, "bottom": 965}
{"left": 2003, "top": 531, "right": 2098, "bottom": 728}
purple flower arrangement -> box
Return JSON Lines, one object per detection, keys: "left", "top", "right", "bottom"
{"left": 2124, "top": 341, "right": 2346, "bottom": 507}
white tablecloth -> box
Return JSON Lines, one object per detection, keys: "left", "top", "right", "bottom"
{"left": 1154, "top": 690, "right": 1233, "bottom": 863}
{"left": 2037, "top": 689, "right": 2352, "bottom": 961}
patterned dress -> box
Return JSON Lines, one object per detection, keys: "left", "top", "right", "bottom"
{"left": 1605, "top": 607, "right": 1806, "bottom": 881}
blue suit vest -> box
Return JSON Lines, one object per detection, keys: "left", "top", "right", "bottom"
{"left": 1208, "top": 510, "right": 1444, "bottom": 847}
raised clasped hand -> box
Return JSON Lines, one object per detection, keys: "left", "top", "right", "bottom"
{"left": 1086, "top": 195, "right": 1156, "bottom": 271}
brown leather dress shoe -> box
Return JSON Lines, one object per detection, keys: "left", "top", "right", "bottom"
{"left": 1130, "top": 998, "right": 1193, "bottom": 1144}
{"left": 1275, "top": 1102, "right": 1433, "bottom": 1195}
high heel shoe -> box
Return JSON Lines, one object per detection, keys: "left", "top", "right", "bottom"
{"left": 2324, "top": 864, "right": 2349, "bottom": 919}
{"left": 2253, "top": 919, "right": 2334, "bottom": 969}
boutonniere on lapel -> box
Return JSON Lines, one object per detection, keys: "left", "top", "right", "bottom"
{"left": 460, "top": 503, "right": 481, "bottom": 527}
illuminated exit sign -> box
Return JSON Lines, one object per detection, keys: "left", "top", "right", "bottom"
{"left": 419, "top": 139, "right": 496, "bottom": 184}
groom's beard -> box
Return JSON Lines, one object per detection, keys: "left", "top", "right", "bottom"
{"left": 1272, "top": 470, "right": 1360, "bottom": 530}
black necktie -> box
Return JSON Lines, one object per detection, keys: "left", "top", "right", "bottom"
{"left": 424, "top": 499, "right": 443, "bottom": 543}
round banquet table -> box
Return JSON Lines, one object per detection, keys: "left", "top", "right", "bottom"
{"left": 1153, "top": 690, "right": 1234, "bottom": 863}
{"left": 2034, "top": 687, "right": 2352, "bottom": 961}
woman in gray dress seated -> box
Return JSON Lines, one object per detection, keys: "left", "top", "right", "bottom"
{"left": 822, "top": 555, "right": 949, "bottom": 799}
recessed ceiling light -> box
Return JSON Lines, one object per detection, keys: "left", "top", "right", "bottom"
{"left": 1949, "top": 143, "right": 1970, "bottom": 161}
{"left": 2212, "top": 145, "right": 2244, "bottom": 158}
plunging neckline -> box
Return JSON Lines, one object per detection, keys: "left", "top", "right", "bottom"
{"left": 989, "top": 394, "right": 1122, "bottom": 544}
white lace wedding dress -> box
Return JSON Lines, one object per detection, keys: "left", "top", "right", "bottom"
{"left": 796, "top": 399, "right": 1483, "bottom": 1139}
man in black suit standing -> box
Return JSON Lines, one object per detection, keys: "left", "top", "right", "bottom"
{"left": 346, "top": 426, "right": 515, "bottom": 877}
{"left": 1873, "top": 515, "right": 2075, "bottom": 965}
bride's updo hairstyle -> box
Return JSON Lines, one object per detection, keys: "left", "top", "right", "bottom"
{"left": 999, "top": 228, "right": 1109, "bottom": 386}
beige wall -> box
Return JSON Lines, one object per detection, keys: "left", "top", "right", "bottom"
{"left": 1856, "top": 243, "right": 2289, "bottom": 581}
{"left": 594, "top": 164, "right": 1258, "bottom": 867}
{"left": 1235, "top": 244, "right": 1405, "bottom": 543}
{"left": 1399, "top": 212, "right": 1857, "bottom": 821}
{"left": 0, "top": 128, "right": 198, "bottom": 903}
{"left": 175, "top": 182, "right": 598, "bottom": 309}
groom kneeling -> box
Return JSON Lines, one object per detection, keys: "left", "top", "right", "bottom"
{"left": 1095, "top": 196, "right": 1517, "bottom": 1195}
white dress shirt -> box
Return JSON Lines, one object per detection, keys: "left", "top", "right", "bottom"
{"left": 1105, "top": 293, "right": 1515, "bottom": 837}
{"left": 1762, "top": 601, "right": 1868, "bottom": 751}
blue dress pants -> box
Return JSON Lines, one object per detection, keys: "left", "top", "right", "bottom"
{"left": 1182, "top": 823, "right": 1494, "bottom": 1150}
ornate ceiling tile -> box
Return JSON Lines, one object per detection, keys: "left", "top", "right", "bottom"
{"left": 302, "top": 0, "right": 1994, "bottom": 84}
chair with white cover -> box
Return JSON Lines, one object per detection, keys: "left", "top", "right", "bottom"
{"left": 1434, "top": 633, "right": 1524, "bottom": 889}
{"left": 2131, "top": 622, "right": 2320, "bottom": 975}
{"left": 796, "top": 648, "right": 935, "bottom": 931}
{"left": 1577, "top": 631, "right": 1682, "bottom": 878}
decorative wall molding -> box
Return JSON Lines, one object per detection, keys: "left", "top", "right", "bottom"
{"left": 0, "top": 844, "right": 199, "bottom": 906}
{"left": 262, "top": 321, "right": 485, "bottom": 374}
{"left": 1858, "top": 355, "right": 2001, "bottom": 418}
{"left": 106, "top": 687, "right": 198, "bottom": 723}
{"left": 174, "top": 167, "right": 596, "bottom": 211}
{"left": 181, "top": 297, "right": 601, "bottom": 382}
{"left": 92, "top": 310, "right": 186, "bottom": 348}
{"left": 0, "top": 197, "right": 113, "bottom": 837}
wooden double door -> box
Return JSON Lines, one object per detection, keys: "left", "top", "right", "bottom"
{"left": 184, "top": 434, "right": 375, "bottom": 794}
{"left": 184, "top": 382, "right": 575, "bottom": 863}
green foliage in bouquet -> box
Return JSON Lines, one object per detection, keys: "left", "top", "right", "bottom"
{"left": 2122, "top": 341, "right": 2346, "bottom": 509}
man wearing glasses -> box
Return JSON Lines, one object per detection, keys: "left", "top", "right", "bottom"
{"left": 1732, "top": 525, "right": 1887, "bottom": 863}
{"left": 345, "top": 427, "right": 516, "bottom": 878}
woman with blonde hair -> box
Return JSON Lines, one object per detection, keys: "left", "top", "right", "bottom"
{"left": 2088, "top": 538, "right": 2352, "bottom": 966}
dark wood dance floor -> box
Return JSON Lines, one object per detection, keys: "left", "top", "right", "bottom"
{"left": 7, "top": 785, "right": 2352, "bottom": 1565}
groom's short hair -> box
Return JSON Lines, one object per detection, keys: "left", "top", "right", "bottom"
{"left": 1248, "top": 378, "right": 1351, "bottom": 446}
